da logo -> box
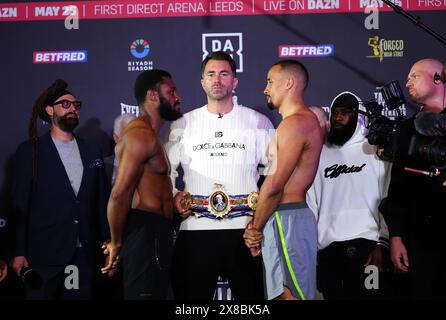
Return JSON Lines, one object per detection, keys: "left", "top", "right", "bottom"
{"left": 202, "top": 33, "right": 243, "bottom": 73}
{"left": 367, "top": 36, "right": 404, "bottom": 62}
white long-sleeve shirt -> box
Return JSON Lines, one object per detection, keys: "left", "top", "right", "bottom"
{"left": 166, "top": 104, "right": 274, "bottom": 231}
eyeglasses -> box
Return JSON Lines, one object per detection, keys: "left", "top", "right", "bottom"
{"left": 50, "top": 100, "right": 82, "bottom": 110}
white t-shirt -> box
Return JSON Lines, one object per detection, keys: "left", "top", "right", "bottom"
{"left": 166, "top": 104, "right": 274, "bottom": 230}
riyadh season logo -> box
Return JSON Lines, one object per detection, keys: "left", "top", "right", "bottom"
{"left": 128, "top": 38, "right": 153, "bottom": 72}
{"left": 367, "top": 36, "right": 404, "bottom": 62}
{"left": 202, "top": 33, "right": 243, "bottom": 73}
{"left": 130, "top": 39, "right": 150, "bottom": 58}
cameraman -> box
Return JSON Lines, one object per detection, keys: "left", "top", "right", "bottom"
{"left": 383, "top": 58, "right": 446, "bottom": 299}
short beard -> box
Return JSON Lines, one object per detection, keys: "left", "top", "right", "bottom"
{"left": 56, "top": 114, "right": 79, "bottom": 133}
{"left": 327, "top": 119, "right": 357, "bottom": 146}
{"left": 206, "top": 83, "right": 233, "bottom": 101}
{"left": 267, "top": 101, "right": 275, "bottom": 110}
{"left": 159, "top": 96, "right": 182, "bottom": 121}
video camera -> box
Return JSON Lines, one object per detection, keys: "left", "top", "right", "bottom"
{"left": 359, "top": 80, "right": 446, "bottom": 180}
{"left": 409, "top": 132, "right": 446, "bottom": 166}
{"left": 405, "top": 111, "right": 446, "bottom": 182}
{"left": 359, "top": 80, "right": 407, "bottom": 161}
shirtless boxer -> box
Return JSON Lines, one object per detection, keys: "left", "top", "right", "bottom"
{"left": 101, "top": 69, "right": 181, "bottom": 300}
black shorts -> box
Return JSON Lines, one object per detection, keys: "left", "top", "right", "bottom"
{"left": 120, "top": 209, "right": 173, "bottom": 300}
{"left": 172, "top": 229, "right": 264, "bottom": 300}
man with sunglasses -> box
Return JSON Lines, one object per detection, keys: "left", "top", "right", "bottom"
{"left": 10, "top": 79, "right": 110, "bottom": 299}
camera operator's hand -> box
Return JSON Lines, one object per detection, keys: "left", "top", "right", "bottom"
{"left": 390, "top": 237, "right": 409, "bottom": 272}
{"left": 11, "top": 255, "right": 29, "bottom": 277}
{"left": 443, "top": 180, "right": 446, "bottom": 187}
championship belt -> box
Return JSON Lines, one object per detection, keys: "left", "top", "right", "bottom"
{"left": 182, "top": 184, "right": 258, "bottom": 219}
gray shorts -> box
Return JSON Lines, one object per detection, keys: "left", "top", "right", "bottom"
{"left": 262, "top": 202, "right": 317, "bottom": 300}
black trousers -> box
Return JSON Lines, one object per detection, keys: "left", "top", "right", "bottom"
{"left": 172, "top": 229, "right": 264, "bottom": 300}
{"left": 406, "top": 240, "right": 446, "bottom": 299}
{"left": 120, "top": 209, "right": 173, "bottom": 300}
{"left": 27, "top": 247, "right": 95, "bottom": 300}
{"left": 317, "top": 238, "right": 392, "bottom": 300}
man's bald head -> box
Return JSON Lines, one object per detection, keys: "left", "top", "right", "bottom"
{"left": 413, "top": 58, "right": 443, "bottom": 71}
{"left": 406, "top": 58, "right": 445, "bottom": 112}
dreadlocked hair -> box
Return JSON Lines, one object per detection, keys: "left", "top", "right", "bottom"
{"left": 28, "top": 79, "right": 69, "bottom": 182}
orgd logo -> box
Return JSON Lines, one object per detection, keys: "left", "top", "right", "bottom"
{"left": 279, "top": 45, "right": 334, "bottom": 58}
{"left": 367, "top": 36, "right": 404, "bottom": 62}
{"left": 128, "top": 38, "right": 153, "bottom": 72}
{"left": 202, "top": 33, "right": 243, "bottom": 73}
{"left": 33, "top": 51, "right": 87, "bottom": 64}
{"left": 130, "top": 39, "right": 150, "bottom": 58}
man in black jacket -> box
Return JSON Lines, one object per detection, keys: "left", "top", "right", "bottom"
{"left": 10, "top": 80, "right": 110, "bottom": 299}
{"left": 383, "top": 58, "right": 446, "bottom": 299}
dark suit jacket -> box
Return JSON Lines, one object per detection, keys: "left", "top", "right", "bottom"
{"left": 11, "top": 131, "right": 110, "bottom": 267}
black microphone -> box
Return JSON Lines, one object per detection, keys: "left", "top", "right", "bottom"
{"left": 414, "top": 111, "right": 446, "bottom": 136}
{"left": 20, "top": 266, "right": 43, "bottom": 289}
{"left": 218, "top": 113, "right": 223, "bottom": 118}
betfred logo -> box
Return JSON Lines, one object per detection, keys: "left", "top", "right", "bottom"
{"left": 279, "top": 45, "right": 334, "bottom": 58}
{"left": 33, "top": 51, "right": 88, "bottom": 64}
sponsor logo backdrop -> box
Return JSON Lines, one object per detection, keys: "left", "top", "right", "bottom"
{"left": 0, "top": 0, "right": 445, "bottom": 215}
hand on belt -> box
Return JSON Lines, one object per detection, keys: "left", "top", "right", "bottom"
{"left": 181, "top": 187, "right": 258, "bottom": 219}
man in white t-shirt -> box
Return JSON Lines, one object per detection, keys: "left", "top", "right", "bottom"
{"left": 166, "top": 51, "right": 274, "bottom": 300}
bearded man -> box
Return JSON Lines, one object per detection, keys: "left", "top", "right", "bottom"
{"left": 11, "top": 79, "right": 110, "bottom": 299}
{"left": 101, "top": 70, "right": 182, "bottom": 300}
{"left": 306, "top": 91, "right": 392, "bottom": 300}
